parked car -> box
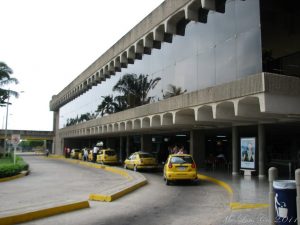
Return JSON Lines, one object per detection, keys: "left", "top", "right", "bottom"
{"left": 163, "top": 154, "right": 198, "bottom": 185}
{"left": 70, "top": 148, "right": 81, "bottom": 159}
{"left": 124, "top": 151, "right": 158, "bottom": 171}
{"left": 96, "top": 149, "right": 118, "bottom": 164}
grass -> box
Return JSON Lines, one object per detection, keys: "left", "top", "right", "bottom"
{"left": 0, "top": 154, "right": 29, "bottom": 178}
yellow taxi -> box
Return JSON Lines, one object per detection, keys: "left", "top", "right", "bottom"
{"left": 124, "top": 151, "right": 158, "bottom": 171}
{"left": 70, "top": 148, "right": 81, "bottom": 159}
{"left": 96, "top": 149, "right": 118, "bottom": 164}
{"left": 163, "top": 154, "right": 198, "bottom": 185}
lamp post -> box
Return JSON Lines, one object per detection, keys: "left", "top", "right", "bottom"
{"left": 3, "top": 90, "right": 10, "bottom": 155}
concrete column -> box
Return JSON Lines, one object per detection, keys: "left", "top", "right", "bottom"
{"left": 258, "top": 124, "right": 266, "bottom": 178}
{"left": 295, "top": 169, "right": 300, "bottom": 225}
{"left": 53, "top": 110, "right": 63, "bottom": 155}
{"left": 269, "top": 167, "right": 278, "bottom": 225}
{"left": 189, "top": 130, "right": 205, "bottom": 167}
{"left": 232, "top": 126, "right": 238, "bottom": 176}
{"left": 119, "top": 136, "right": 124, "bottom": 162}
{"left": 141, "top": 134, "right": 152, "bottom": 152}
{"left": 126, "top": 136, "right": 130, "bottom": 158}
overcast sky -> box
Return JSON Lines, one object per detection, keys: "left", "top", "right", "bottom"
{"left": 0, "top": 0, "right": 164, "bottom": 131}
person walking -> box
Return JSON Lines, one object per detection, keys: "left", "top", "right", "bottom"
{"left": 93, "top": 142, "right": 103, "bottom": 163}
{"left": 83, "top": 148, "right": 88, "bottom": 161}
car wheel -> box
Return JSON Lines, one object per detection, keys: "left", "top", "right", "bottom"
{"left": 133, "top": 165, "right": 137, "bottom": 172}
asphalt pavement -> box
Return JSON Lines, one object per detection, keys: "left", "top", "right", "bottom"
{"left": 0, "top": 156, "right": 271, "bottom": 225}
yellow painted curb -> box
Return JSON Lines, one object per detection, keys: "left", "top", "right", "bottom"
{"left": 198, "top": 174, "right": 233, "bottom": 196}
{"left": 0, "top": 171, "right": 28, "bottom": 183}
{"left": 230, "top": 202, "right": 269, "bottom": 210}
{"left": 89, "top": 180, "right": 148, "bottom": 202}
{"left": 0, "top": 201, "right": 90, "bottom": 225}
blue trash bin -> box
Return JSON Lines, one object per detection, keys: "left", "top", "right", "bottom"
{"left": 273, "top": 180, "right": 297, "bottom": 224}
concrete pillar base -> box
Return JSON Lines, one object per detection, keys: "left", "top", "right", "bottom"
{"left": 232, "top": 172, "right": 239, "bottom": 176}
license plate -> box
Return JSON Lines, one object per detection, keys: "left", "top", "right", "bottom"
{"left": 177, "top": 166, "right": 186, "bottom": 171}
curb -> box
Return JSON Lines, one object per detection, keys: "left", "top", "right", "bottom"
{"left": 0, "top": 201, "right": 90, "bottom": 225}
{"left": 47, "top": 156, "right": 147, "bottom": 202}
{"left": 197, "top": 174, "right": 269, "bottom": 210}
{"left": 0, "top": 170, "right": 29, "bottom": 183}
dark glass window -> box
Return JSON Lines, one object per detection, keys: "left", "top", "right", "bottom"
{"left": 261, "top": 0, "right": 300, "bottom": 77}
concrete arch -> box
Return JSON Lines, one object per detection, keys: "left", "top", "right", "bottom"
{"left": 196, "top": 105, "right": 214, "bottom": 121}
{"left": 107, "top": 124, "right": 113, "bottom": 133}
{"left": 127, "top": 46, "right": 135, "bottom": 64}
{"left": 126, "top": 120, "right": 132, "bottom": 130}
{"left": 119, "top": 122, "right": 125, "bottom": 131}
{"left": 142, "top": 117, "right": 150, "bottom": 129}
{"left": 214, "top": 101, "right": 235, "bottom": 119}
{"left": 174, "top": 108, "right": 195, "bottom": 124}
{"left": 109, "top": 61, "right": 115, "bottom": 75}
{"left": 185, "top": 0, "right": 201, "bottom": 21}
{"left": 100, "top": 69, "right": 105, "bottom": 81}
{"left": 133, "top": 119, "right": 141, "bottom": 129}
{"left": 143, "top": 33, "right": 154, "bottom": 55}
{"left": 120, "top": 52, "right": 128, "bottom": 68}
{"left": 104, "top": 65, "right": 110, "bottom": 78}
{"left": 165, "top": 10, "right": 189, "bottom": 36}
{"left": 135, "top": 40, "right": 144, "bottom": 59}
{"left": 113, "top": 123, "right": 119, "bottom": 132}
{"left": 103, "top": 125, "right": 108, "bottom": 133}
{"left": 153, "top": 25, "right": 165, "bottom": 42}
{"left": 162, "top": 112, "right": 174, "bottom": 126}
{"left": 237, "top": 97, "right": 261, "bottom": 117}
{"left": 114, "top": 56, "right": 121, "bottom": 72}
{"left": 151, "top": 115, "right": 161, "bottom": 127}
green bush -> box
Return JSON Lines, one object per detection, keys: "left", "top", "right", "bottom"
{"left": 0, "top": 156, "right": 29, "bottom": 178}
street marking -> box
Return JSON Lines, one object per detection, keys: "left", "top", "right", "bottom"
{"left": 230, "top": 202, "right": 269, "bottom": 210}
{"left": 0, "top": 201, "right": 90, "bottom": 225}
{"left": 197, "top": 174, "right": 269, "bottom": 211}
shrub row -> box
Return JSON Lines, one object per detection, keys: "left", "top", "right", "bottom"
{"left": 0, "top": 156, "right": 29, "bottom": 178}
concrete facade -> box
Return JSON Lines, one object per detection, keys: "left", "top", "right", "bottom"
{"left": 50, "top": 0, "right": 300, "bottom": 176}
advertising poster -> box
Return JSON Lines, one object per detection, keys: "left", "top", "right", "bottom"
{"left": 240, "top": 137, "right": 256, "bottom": 170}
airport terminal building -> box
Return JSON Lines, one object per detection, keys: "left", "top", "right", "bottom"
{"left": 50, "top": 0, "right": 300, "bottom": 177}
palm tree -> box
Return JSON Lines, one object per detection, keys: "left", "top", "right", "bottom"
{"left": 113, "top": 73, "right": 161, "bottom": 108}
{"left": 0, "top": 62, "right": 19, "bottom": 106}
{"left": 162, "top": 84, "right": 187, "bottom": 99}
{"left": 96, "top": 95, "right": 119, "bottom": 116}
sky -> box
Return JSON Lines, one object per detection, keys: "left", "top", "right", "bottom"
{"left": 0, "top": 0, "right": 165, "bottom": 131}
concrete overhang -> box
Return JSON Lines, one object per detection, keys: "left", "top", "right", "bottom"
{"left": 58, "top": 73, "right": 300, "bottom": 138}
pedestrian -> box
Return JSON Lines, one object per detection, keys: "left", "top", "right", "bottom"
{"left": 45, "top": 149, "right": 49, "bottom": 157}
{"left": 93, "top": 142, "right": 103, "bottom": 163}
{"left": 83, "top": 148, "right": 88, "bottom": 161}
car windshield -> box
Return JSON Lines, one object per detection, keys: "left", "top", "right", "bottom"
{"left": 170, "top": 156, "right": 193, "bottom": 164}
{"left": 105, "top": 150, "right": 116, "bottom": 156}
{"left": 139, "top": 153, "right": 154, "bottom": 158}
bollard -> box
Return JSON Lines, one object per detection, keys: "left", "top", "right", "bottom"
{"left": 269, "top": 167, "right": 278, "bottom": 225}
{"left": 295, "top": 169, "right": 300, "bottom": 225}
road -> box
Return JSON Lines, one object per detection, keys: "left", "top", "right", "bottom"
{"left": 0, "top": 156, "right": 231, "bottom": 225}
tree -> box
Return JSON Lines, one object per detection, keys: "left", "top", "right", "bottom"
{"left": 162, "top": 84, "right": 187, "bottom": 99}
{"left": 96, "top": 95, "right": 119, "bottom": 116}
{"left": 0, "top": 62, "right": 19, "bottom": 106}
{"left": 113, "top": 73, "right": 161, "bottom": 108}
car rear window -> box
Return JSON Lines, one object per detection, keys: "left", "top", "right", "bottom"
{"left": 170, "top": 156, "right": 193, "bottom": 164}
{"left": 139, "top": 153, "right": 154, "bottom": 158}
{"left": 105, "top": 150, "right": 116, "bottom": 156}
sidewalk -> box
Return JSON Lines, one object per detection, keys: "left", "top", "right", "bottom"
{"left": 198, "top": 169, "right": 270, "bottom": 225}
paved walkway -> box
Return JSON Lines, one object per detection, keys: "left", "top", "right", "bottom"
{"left": 0, "top": 156, "right": 124, "bottom": 217}
{"left": 199, "top": 169, "right": 270, "bottom": 225}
